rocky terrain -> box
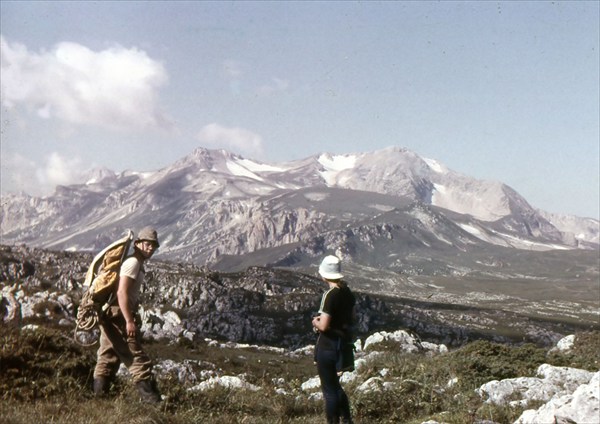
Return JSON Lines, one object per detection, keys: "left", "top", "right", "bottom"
{"left": 1, "top": 244, "right": 599, "bottom": 424}
{"left": 1, "top": 244, "right": 597, "bottom": 350}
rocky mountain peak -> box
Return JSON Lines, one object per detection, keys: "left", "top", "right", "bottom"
{"left": 83, "top": 166, "right": 117, "bottom": 186}
{"left": 1, "top": 146, "right": 597, "bottom": 272}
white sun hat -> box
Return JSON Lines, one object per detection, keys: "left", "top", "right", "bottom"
{"left": 318, "top": 255, "right": 344, "bottom": 280}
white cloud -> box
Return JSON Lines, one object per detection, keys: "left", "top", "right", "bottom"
{"left": 257, "top": 77, "right": 290, "bottom": 96}
{"left": 223, "top": 60, "right": 244, "bottom": 79}
{"left": 0, "top": 35, "right": 172, "bottom": 131}
{"left": 1, "top": 151, "right": 89, "bottom": 196}
{"left": 1, "top": 153, "right": 38, "bottom": 194}
{"left": 40, "top": 152, "right": 85, "bottom": 188}
{"left": 222, "top": 60, "right": 289, "bottom": 97}
{"left": 197, "top": 123, "right": 264, "bottom": 158}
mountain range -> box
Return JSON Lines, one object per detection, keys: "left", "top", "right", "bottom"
{"left": 1, "top": 146, "right": 598, "bottom": 282}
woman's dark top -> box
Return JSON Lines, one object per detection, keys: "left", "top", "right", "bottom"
{"left": 316, "top": 283, "right": 356, "bottom": 351}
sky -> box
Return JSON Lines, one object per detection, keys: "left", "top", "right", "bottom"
{"left": 1, "top": 1, "right": 598, "bottom": 219}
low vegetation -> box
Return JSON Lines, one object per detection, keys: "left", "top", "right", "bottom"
{"left": 1, "top": 324, "right": 598, "bottom": 424}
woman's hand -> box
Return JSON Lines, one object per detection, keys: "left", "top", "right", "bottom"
{"left": 312, "top": 313, "right": 331, "bottom": 332}
{"left": 312, "top": 316, "right": 321, "bottom": 332}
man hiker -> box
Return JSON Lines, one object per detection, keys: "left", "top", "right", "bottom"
{"left": 93, "top": 227, "right": 162, "bottom": 403}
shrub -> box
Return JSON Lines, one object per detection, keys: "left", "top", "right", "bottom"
{"left": 546, "top": 331, "right": 600, "bottom": 371}
{"left": 447, "top": 340, "right": 547, "bottom": 389}
{"left": 0, "top": 325, "right": 95, "bottom": 401}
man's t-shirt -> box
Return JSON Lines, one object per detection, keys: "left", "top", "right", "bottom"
{"left": 120, "top": 256, "right": 144, "bottom": 310}
{"left": 317, "top": 284, "right": 356, "bottom": 351}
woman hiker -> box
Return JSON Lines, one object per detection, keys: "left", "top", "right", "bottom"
{"left": 312, "top": 255, "right": 356, "bottom": 424}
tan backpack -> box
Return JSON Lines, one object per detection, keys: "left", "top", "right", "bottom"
{"left": 74, "top": 230, "right": 133, "bottom": 345}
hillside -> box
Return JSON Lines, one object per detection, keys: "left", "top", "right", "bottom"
{"left": 1, "top": 245, "right": 598, "bottom": 424}
{"left": 1, "top": 245, "right": 598, "bottom": 349}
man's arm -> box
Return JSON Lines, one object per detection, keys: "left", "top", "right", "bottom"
{"left": 117, "top": 275, "right": 136, "bottom": 338}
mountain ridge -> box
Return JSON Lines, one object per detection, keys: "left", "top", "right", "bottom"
{"left": 1, "top": 146, "right": 597, "bottom": 277}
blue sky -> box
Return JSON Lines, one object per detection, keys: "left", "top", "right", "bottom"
{"left": 1, "top": 1, "right": 598, "bottom": 218}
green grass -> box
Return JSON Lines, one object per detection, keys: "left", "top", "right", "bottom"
{"left": 1, "top": 325, "right": 598, "bottom": 424}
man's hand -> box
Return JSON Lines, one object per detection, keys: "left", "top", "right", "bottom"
{"left": 126, "top": 320, "right": 136, "bottom": 338}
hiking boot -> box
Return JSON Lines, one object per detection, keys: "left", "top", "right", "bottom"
{"left": 93, "top": 377, "right": 110, "bottom": 397}
{"left": 136, "top": 379, "right": 161, "bottom": 403}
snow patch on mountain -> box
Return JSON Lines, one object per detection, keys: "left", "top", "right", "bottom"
{"left": 318, "top": 153, "right": 357, "bottom": 185}
{"left": 237, "top": 158, "right": 286, "bottom": 173}
{"left": 408, "top": 207, "right": 453, "bottom": 245}
{"left": 537, "top": 210, "right": 599, "bottom": 245}
{"left": 131, "top": 171, "right": 155, "bottom": 180}
{"left": 432, "top": 181, "right": 510, "bottom": 222}
{"left": 423, "top": 158, "right": 447, "bottom": 174}
{"left": 458, "top": 223, "right": 503, "bottom": 245}
{"left": 497, "top": 232, "right": 570, "bottom": 251}
{"left": 368, "top": 204, "right": 396, "bottom": 212}
{"left": 458, "top": 223, "right": 571, "bottom": 251}
{"left": 304, "top": 192, "right": 330, "bottom": 202}
{"left": 432, "top": 183, "right": 447, "bottom": 195}
{"left": 226, "top": 160, "right": 264, "bottom": 182}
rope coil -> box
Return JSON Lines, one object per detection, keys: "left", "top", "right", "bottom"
{"left": 73, "top": 294, "right": 101, "bottom": 346}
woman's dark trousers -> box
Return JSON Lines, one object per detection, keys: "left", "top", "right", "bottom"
{"left": 316, "top": 347, "right": 352, "bottom": 423}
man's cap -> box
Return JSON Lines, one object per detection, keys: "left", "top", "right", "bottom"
{"left": 137, "top": 227, "right": 160, "bottom": 247}
{"left": 318, "top": 255, "right": 344, "bottom": 280}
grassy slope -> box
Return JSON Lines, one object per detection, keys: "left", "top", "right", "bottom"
{"left": 1, "top": 324, "right": 598, "bottom": 424}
